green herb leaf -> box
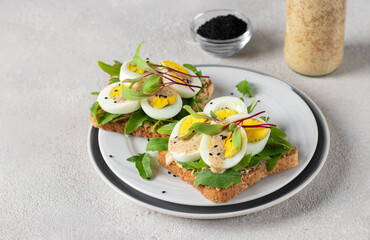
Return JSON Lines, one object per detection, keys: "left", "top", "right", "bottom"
{"left": 194, "top": 169, "right": 242, "bottom": 188}
{"left": 178, "top": 130, "right": 195, "bottom": 140}
{"left": 141, "top": 75, "right": 160, "bottom": 94}
{"left": 90, "top": 92, "right": 100, "bottom": 96}
{"left": 127, "top": 153, "right": 152, "bottom": 180}
{"left": 188, "top": 123, "right": 223, "bottom": 135}
{"left": 267, "top": 127, "right": 294, "bottom": 150}
{"left": 269, "top": 126, "right": 287, "bottom": 138}
{"left": 266, "top": 154, "right": 283, "bottom": 172}
{"left": 157, "top": 122, "right": 177, "bottom": 135}
{"left": 231, "top": 128, "right": 242, "bottom": 152}
{"left": 109, "top": 77, "right": 120, "bottom": 84}
{"left": 257, "top": 146, "right": 291, "bottom": 157}
{"left": 236, "top": 80, "right": 253, "bottom": 98}
{"left": 177, "top": 159, "right": 208, "bottom": 171}
{"left": 98, "top": 61, "right": 120, "bottom": 77}
{"left": 121, "top": 84, "right": 146, "bottom": 100}
{"left": 239, "top": 97, "right": 245, "bottom": 102}
{"left": 248, "top": 156, "right": 269, "bottom": 168}
{"left": 183, "top": 105, "right": 208, "bottom": 119}
{"left": 232, "top": 154, "right": 252, "bottom": 172}
{"left": 122, "top": 75, "right": 144, "bottom": 83}
{"left": 113, "top": 60, "right": 123, "bottom": 68}
{"left": 99, "top": 112, "right": 121, "bottom": 125}
{"left": 131, "top": 42, "right": 152, "bottom": 72}
{"left": 90, "top": 102, "right": 99, "bottom": 123}
{"left": 146, "top": 138, "right": 169, "bottom": 151}
{"left": 124, "top": 109, "right": 152, "bottom": 134}
{"left": 194, "top": 96, "right": 207, "bottom": 103}
{"left": 183, "top": 64, "right": 202, "bottom": 76}
{"left": 210, "top": 110, "right": 222, "bottom": 121}
{"left": 247, "top": 98, "right": 258, "bottom": 114}
{"left": 261, "top": 116, "right": 270, "bottom": 122}
{"left": 150, "top": 120, "right": 162, "bottom": 133}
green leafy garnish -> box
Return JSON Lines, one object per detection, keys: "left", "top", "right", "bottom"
{"left": 157, "top": 122, "right": 177, "bottom": 135}
{"left": 183, "top": 105, "right": 208, "bottom": 119}
{"left": 210, "top": 110, "right": 222, "bottom": 121}
{"left": 127, "top": 153, "right": 152, "bottom": 180}
{"left": 183, "top": 64, "right": 202, "bottom": 76}
{"left": 146, "top": 138, "right": 169, "bottom": 151}
{"left": 261, "top": 116, "right": 270, "bottom": 122}
{"left": 188, "top": 123, "right": 223, "bottom": 135}
{"left": 130, "top": 42, "right": 152, "bottom": 72}
{"left": 178, "top": 130, "right": 195, "bottom": 140}
{"left": 121, "top": 84, "right": 146, "bottom": 100}
{"left": 177, "top": 159, "right": 208, "bottom": 171}
{"left": 247, "top": 98, "right": 258, "bottom": 114}
{"left": 247, "top": 156, "right": 268, "bottom": 169}
{"left": 113, "top": 60, "right": 123, "bottom": 68}
{"left": 236, "top": 80, "right": 253, "bottom": 98}
{"left": 121, "top": 75, "right": 144, "bottom": 83}
{"left": 266, "top": 154, "right": 283, "bottom": 172}
{"left": 98, "top": 61, "right": 121, "bottom": 77}
{"left": 90, "top": 92, "right": 100, "bottom": 96}
{"left": 124, "top": 109, "right": 153, "bottom": 134}
{"left": 267, "top": 127, "right": 294, "bottom": 150}
{"left": 257, "top": 146, "right": 291, "bottom": 157}
{"left": 141, "top": 75, "right": 160, "bottom": 94}
{"left": 231, "top": 128, "right": 242, "bottom": 152}
{"left": 194, "top": 169, "right": 242, "bottom": 188}
{"left": 109, "top": 77, "right": 120, "bottom": 84}
{"left": 99, "top": 112, "right": 121, "bottom": 125}
{"left": 90, "top": 102, "right": 99, "bottom": 123}
{"left": 232, "top": 154, "right": 252, "bottom": 172}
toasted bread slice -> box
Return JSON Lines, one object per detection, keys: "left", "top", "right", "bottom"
{"left": 90, "top": 77, "right": 214, "bottom": 138}
{"left": 157, "top": 148, "right": 298, "bottom": 203}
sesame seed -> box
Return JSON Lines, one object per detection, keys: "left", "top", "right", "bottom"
{"left": 147, "top": 177, "right": 150, "bottom": 180}
{"left": 230, "top": 93, "right": 234, "bottom": 95}
{"left": 209, "top": 153, "right": 213, "bottom": 156}
{"left": 210, "top": 102, "right": 213, "bottom": 104}
{"left": 147, "top": 138, "right": 150, "bottom": 141}
{"left": 217, "top": 153, "right": 221, "bottom": 156}
{"left": 168, "top": 171, "right": 171, "bottom": 174}
{"left": 115, "top": 89, "right": 118, "bottom": 92}
{"left": 214, "top": 145, "right": 218, "bottom": 148}
{"left": 109, "top": 155, "right": 113, "bottom": 158}
{"left": 173, "top": 175, "right": 176, "bottom": 177}
{"left": 175, "top": 136, "right": 178, "bottom": 139}
{"left": 162, "top": 191, "right": 166, "bottom": 193}
{"left": 104, "top": 97, "right": 108, "bottom": 99}
{"left": 174, "top": 141, "right": 177, "bottom": 144}
{"left": 114, "top": 101, "right": 117, "bottom": 103}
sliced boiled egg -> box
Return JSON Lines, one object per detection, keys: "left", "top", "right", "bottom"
{"left": 167, "top": 114, "right": 208, "bottom": 163}
{"left": 140, "top": 88, "right": 182, "bottom": 120}
{"left": 119, "top": 60, "right": 145, "bottom": 81}
{"left": 227, "top": 114, "right": 271, "bottom": 156}
{"left": 160, "top": 60, "right": 202, "bottom": 98}
{"left": 203, "top": 96, "right": 248, "bottom": 120}
{"left": 97, "top": 82, "right": 141, "bottom": 114}
{"left": 199, "top": 127, "right": 247, "bottom": 173}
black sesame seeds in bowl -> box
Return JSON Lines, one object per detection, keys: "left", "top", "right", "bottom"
{"left": 191, "top": 9, "right": 252, "bottom": 57}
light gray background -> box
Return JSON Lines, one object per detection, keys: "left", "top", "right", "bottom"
{"left": 1, "top": 0, "right": 369, "bottom": 239}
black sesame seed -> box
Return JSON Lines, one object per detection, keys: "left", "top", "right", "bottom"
{"left": 146, "top": 57, "right": 149, "bottom": 60}
{"left": 109, "top": 155, "right": 113, "bottom": 158}
{"left": 164, "top": 96, "right": 167, "bottom": 98}
{"left": 162, "top": 191, "right": 166, "bottom": 193}
{"left": 209, "top": 153, "right": 213, "bottom": 156}
{"left": 147, "top": 138, "right": 150, "bottom": 141}
{"left": 115, "top": 89, "right": 118, "bottom": 92}
{"left": 230, "top": 93, "right": 234, "bottom": 95}
{"left": 210, "top": 102, "right": 213, "bottom": 104}
{"left": 217, "top": 153, "right": 221, "bottom": 156}
{"left": 168, "top": 171, "right": 171, "bottom": 174}
{"left": 147, "top": 177, "right": 150, "bottom": 180}
{"left": 119, "top": 84, "right": 121, "bottom": 86}
{"left": 222, "top": 136, "right": 227, "bottom": 140}
{"left": 214, "top": 145, "right": 218, "bottom": 148}
{"left": 175, "top": 136, "right": 178, "bottom": 139}
{"left": 258, "top": 100, "right": 261, "bottom": 102}
{"left": 192, "top": 130, "right": 195, "bottom": 132}
{"left": 174, "top": 141, "right": 177, "bottom": 144}
{"left": 173, "top": 175, "right": 176, "bottom": 177}
{"left": 155, "top": 94, "right": 158, "bottom": 96}
{"left": 104, "top": 97, "right": 108, "bottom": 99}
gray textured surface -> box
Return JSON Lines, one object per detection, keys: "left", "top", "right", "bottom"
{"left": 1, "top": 0, "right": 369, "bottom": 239}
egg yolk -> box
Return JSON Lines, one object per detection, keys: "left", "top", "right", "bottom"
{"left": 128, "top": 61, "right": 145, "bottom": 74}
{"left": 151, "top": 95, "right": 177, "bottom": 109}
{"left": 224, "top": 132, "right": 241, "bottom": 159}
{"left": 178, "top": 115, "right": 208, "bottom": 136}
{"left": 214, "top": 109, "right": 238, "bottom": 120}
{"left": 242, "top": 118, "right": 269, "bottom": 143}
{"left": 161, "top": 60, "right": 190, "bottom": 83}
{"left": 109, "top": 85, "right": 123, "bottom": 98}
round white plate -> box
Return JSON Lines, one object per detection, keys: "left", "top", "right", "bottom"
{"left": 97, "top": 65, "right": 318, "bottom": 206}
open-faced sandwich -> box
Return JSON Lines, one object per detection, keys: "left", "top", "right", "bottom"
{"left": 90, "top": 43, "right": 214, "bottom": 138}
{"left": 127, "top": 81, "right": 298, "bottom": 203}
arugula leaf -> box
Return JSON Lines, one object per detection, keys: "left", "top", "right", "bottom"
{"left": 231, "top": 128, "right": 242, "bottom": 152}
{"left": 232, "top": 154, "right": 252, "bottom": 172}
{"left": 248, "top": 156, "right": 269, "bottom": 168}
{"left": 150, "top": 120, "right": 162, "bottom": 133}
{"left": 236, "top": 80, "right": 253, "bottom": 98}
{"left": 194, "top": 169, "right": 242, "bottom": 188}
{"left": 121, "top": 84, "right": 146, "bottom": 100}
{"left": 157, "top": 122, "right": 177, "bottom": 135}
{"left": 267, "top": 127, "right": 294, "bottom": 149}
{"left": 269, "top": 126, "right": 287, "bottom": 138}
{"left": 210, "top": 110, "right": 222, "bottom": 121}
{"left": 122, "top": 75, "right": 144, "bottom": 83}
{"left": 109, "top": 77, "right": 120, "bottom": 84}
{"left": 266, "top": 154, "right": 283, "bottom": 172}
{"left": 247, "top": 98, "right": 258, "bottom": 114}
{"left": 90, "top": 92, "right": 100, "bottom": 96}
{"left": 183, "top": 105, "right": 208, "bottom": 119}
{"left": 173, "top": 98, "right": 195, "bottom": 120}
{"left": 194, "top": 96, "right": 207, "bottom": 103}
{"left": 183, "top": 64, "right": 202, "bottom": 76}
{"left": 113, "top": 60, "right": 123, "bottom": 68}
{"left": 261, "top": 116, "right": 270, "bottom": 122}
{"left": 98, "top": 61, "right": 120, "bottom": 76}
{"left": 131, "top": 42, "right": 152, "bottom": 72}
{"left": 90, "top": 102, "right": 99, "bottom": 123}
{"left": 178, "top": 130, "right": 195, "bottom": 140}
{"left": 127, "top": 153, "right": 152, "bottom": 180}
{"left": 257, "top": 146, "right": 291, "bottom": 157}
{"left": 99, "top": 112, "right": 121, "bottom": 125}
{"left": 141, "top": 75, "right": 160, "bottom": 94}
{"left": 188, "top": 123, "right": 223, "bottom": 135}
{"left": 146, "top": 138, "right": 169, "bottom": 151}
{"left": 177, "top": 159, "right": 208, "bottom": 171}
{"left": 124, "top": 109, "right": 153, "bottom": 134}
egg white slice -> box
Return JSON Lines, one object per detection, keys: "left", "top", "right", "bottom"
{"left": 119, "top": 60, "right": 142, "bottom": 81}
{"left": 168, "top": 117, "right": 201, "bottom": 163}
{"left": 226, "top": 114, "right": 271, "bottom": 156}
{"left": 199, "top": 127, "right": 248, "bottom": 171}
{"left": 160, "top": 63, "right": 202, "bottom": 98}
{"left": 203, "top": 96, "right": 248, "bottom": 119}
{"left": 140, "top": 93, "right": 182, "bottom": 120}
{"left": 97, "top": 82, "right": 141, "bottom": 114}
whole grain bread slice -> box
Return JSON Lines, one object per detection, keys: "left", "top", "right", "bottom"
{"left": 90, "top": 77, "right": 214, "bottom": 138}
{"left": 157, "top": 148, "right": 298, "bottom": 203}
